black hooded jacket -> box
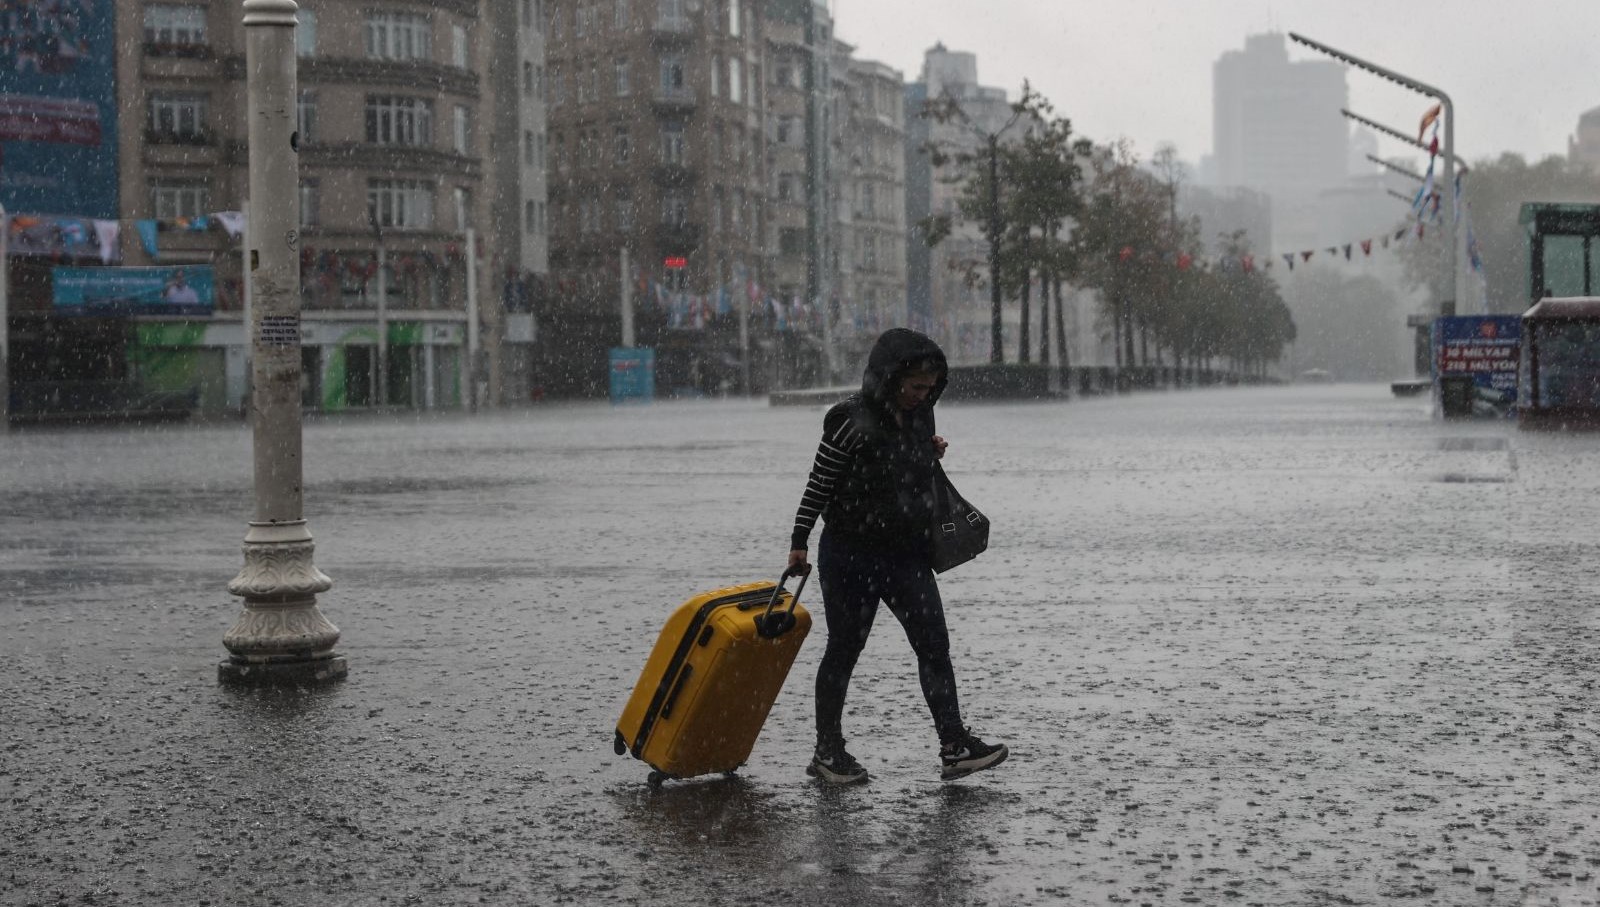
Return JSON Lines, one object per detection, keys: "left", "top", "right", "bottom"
{"left": 791, "top": 329, "right": 949, "bottom": 553}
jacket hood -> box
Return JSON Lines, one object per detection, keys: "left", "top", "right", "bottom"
{"left": 860, "top": 328, "right": 948, "bottom": 408}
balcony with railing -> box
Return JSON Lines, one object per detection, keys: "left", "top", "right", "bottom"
{"left": 655, "top": 221, "right": 703, "bottom": 255}
{"left": 651, "top": 86, "right": 698, "bottom": 111}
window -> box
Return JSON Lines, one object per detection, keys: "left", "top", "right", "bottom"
{"left": 297, "top": 91, "right": 318, "bottom": 144}
{"left": 661, "top": 189, "right": 688, "bottom": 227}
{"left": 454, "top": 187, "right": 472, "bottom": 232}
{"left": 300, "top": 179, "right": 321, "bottom": 227}
{"left": 777, "top": 173, "right": 800, "bottom": 202}
{"left": 143, "top": 5, "right": 208, "bottom": 51}
{"left": 367, "top": 179, "right": 435, "bottom": 230}
{"left": 576, "top": 4, "right": 593, "bottom": 36}
{"left": 296, "top": 9, "right": 318, "bottom": 57}
{"left": 710, "top": 55, "right": 720, "bottom": 98}
{"left": 552, "top": 132, "right": 567, "bottom": 173}
{"left": 523, "top": 0, "right": 534, "bottom": 29}
{"left": 613, "top": 126, "right": 631, "bottom": 164}
{"left": 549, "top": 66, "right": 565, "bottom": 106}
{"left": 775, "top": 115, "right": 798, "bottom": 146}
{"left": 536, "top": 132, "right": 546, "bottom": 169}
{"left": 780, "top": 228, "right": 806, "bottom": 257}
{"left": 538, "top": 0, "right": 550, "bottom": 34}
{"left": 712, "top": 186, "right": 725, "bottom": 232}
{"left": 525, "top": 200, "right": 537, "bottom": 232}
{"left": 148, "top": 93, "right": 209, "bottom": 142}
{"left": 524, "top": 130, "right": 536, "bottom": 166}
{"left": 579, "top": 194, "right": 600, "bottom": 234}
{"left": 578, "top": 129, "right": 596, "bottom": 166}
{"left": 582, "top": 63, "right": 599, "bottom": 103}
{"left": 614, "top": 58, "right": 631, "bottom": 96}
{"left": 728, "top": 0, "right": 741, "bottom": 36}
{"left": 661, "top": 121, "right": 686, "bottom": 165}
{"left": 711, "top": 121, "right": 723, "bottom": 160}
{"left": 524, "top": 62, "right": 535, "bottom": 95}
{"left": 453, "top": 105, "right": 471, "bottom": 155}
{"left": 616, "top": 190, "right": 634, "bottom": 231}
{"left": 365, "top": 96, "right": 433, "bottom": 146}
{"left": 860, "top": 182, "right": 875, "bottom": 218}
{"left": 731, "top": 188, "right": 744, "bottom": 231}
{"left": 659, "top": 54, "right": 685, "bottom": 94}
{"left": 150, "top": 179, "right": 210, "bottom": 219}
{"left": 614, "top": 0, "right": 629, "bottom": 27}
{"left": 365, "top": 12, "right": 431, "bottom": 61}
{"left": 728, "top": 57, "right": 743, "bottom": 104}
{"left": 452, "top": 24, "right": 468, "bottom": 67}
{"left": 656, "top": 0, "right": 687, "bottom": 29}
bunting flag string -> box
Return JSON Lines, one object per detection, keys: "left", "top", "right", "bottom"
{"left": 4, "top": 210, "right": 251, "bottom": 262}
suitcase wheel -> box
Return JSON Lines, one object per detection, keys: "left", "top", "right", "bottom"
{"left": 613, "top": 730, "right": 627, "bottom": 756}
{"left": 647, "top": 771, "right": 668, "bottom": 789}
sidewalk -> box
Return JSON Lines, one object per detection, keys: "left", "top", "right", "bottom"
{"left": 2, "top": 386, "right": 1597, "bottom": 906}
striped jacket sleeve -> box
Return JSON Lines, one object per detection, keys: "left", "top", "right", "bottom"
{"left": 791, "top": 412, "right": 863, "bottom": 550}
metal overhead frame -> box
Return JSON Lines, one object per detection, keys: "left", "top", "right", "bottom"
{"left": 1289, "top": 32, "right": 1471, "bottom": 314}
{"left": 1344, "top": 109, "right": 1467, "bottom": 172}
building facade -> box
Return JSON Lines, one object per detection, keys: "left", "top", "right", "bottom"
{"left": 4, "top": 0, "right": 543, "bottom": 420}
{"left": 1211, "top": 32, "right": 1349, "bottom": 254}
{"left": 904, "top": 43, "right": 1017, "bottom": 365}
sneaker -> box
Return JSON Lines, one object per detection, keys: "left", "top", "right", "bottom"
{"left": 939, "top": 730, "right": 1008, "bottom": 780}
{"left": 807, "top": 745, "right": 869, "bottom": 784}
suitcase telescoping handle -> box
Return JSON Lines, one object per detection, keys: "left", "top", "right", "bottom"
{"left": 755, "top": 564, "right": 809, "bottom": 639}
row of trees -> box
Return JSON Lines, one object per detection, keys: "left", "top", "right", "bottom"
{"left": 922, "top": 84, "right": 1296, "bottom": 376}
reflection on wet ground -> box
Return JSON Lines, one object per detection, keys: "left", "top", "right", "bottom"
{"left": 3, "top": 385, "right": 1599, "bottom": 905}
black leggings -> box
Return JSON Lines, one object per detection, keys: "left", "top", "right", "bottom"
{"left": 814, "top": 529, "right": 965, "bottom": 747}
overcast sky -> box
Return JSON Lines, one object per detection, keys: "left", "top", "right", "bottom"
{"left": 832, "top": 0, "right": 1597, "bottom": 171}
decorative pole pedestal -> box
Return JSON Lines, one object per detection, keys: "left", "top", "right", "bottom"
{"left": 220, "top": 0, "right": 346, "bottom": 685}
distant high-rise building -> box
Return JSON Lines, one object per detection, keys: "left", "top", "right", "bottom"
{"left": 1569, "top": 106, "right": 1600, "bottom": 174}
{"left": 1212, "top": 33, "right": 1349, "bottom": 252}
{"left": 903, "top": 43, "right": 1015, "bottom": 364}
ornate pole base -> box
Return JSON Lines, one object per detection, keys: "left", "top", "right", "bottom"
{"left": 219, "top": 520, "right": 347, "bottom": 686}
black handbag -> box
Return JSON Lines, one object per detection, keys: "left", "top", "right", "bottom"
{"left": 929, "top": 464, "right": 989, "bottom": 573}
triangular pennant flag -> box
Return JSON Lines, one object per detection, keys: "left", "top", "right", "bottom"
{"left": 1361, "top": 239, "right": 1372, "bottom": 256}
{"left": 1241, "top": 255, "right": 1255, "bottom": 273}
{"left": 1302, "top": 250, "right": 1314, "bottom": 263}
{"left": 1343, "top": 244, "right": 1352, "bottom": 260}
{"left": 1382, "top": 235, "right": 1391, "bottom": 249}
{"left": 1283, "top": 253, "right": 1295, "bottom": 271}
{"left": 136, "top": 220, "right": 160, "bottom": 258}
{"left": 1325, "top": 247, "right": 1338, "bottom": 257}
{"left": 1418, "top": 103, "right": 1442, "bottom": 142}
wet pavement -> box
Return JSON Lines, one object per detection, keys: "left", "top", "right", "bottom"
{"left": 3, "top": 384, "right": 1598, "bottom": 906}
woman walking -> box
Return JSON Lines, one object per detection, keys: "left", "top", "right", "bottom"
{"left": 788, "top": 328, "right": 1008, "bottom": 784}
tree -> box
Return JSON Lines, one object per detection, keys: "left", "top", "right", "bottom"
{"left": 918, "top": 83, "right": 1046, "bottom": 363}
{"left": 1397, "top": 153, "right": 1600, "bottom": 312}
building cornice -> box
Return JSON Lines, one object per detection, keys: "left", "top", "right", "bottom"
{"left": 221, "top": 55, "right": 481, "bottom": 97}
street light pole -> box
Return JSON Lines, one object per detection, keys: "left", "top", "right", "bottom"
{"left": 1289, "top": 32, "right": 1464, "bottom": 315}
{"left": 221, "top": 0, "right": 345, "bottom": 686}
{"left": 0, "top": 202, "right": 9, "bottom": 431}
{"left": 986, "top": 133, "right": 1003, "bottom": 364}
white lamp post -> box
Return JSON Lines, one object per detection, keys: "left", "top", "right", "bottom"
{"left": 220, "top": 0, "right": 345, "bottom": 685}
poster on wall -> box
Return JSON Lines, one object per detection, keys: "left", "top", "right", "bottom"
{"left": 0, "top": 0, "right": 119, "bottom": 219}
{"left": 1431, "top": 315, "right": 1521, "bottom": 418}
{"left": 52, "top": 266, "right": 215, "bottom": 316}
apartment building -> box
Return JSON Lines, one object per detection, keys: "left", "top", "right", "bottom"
{"left": 539, "top": 0, "right": 770, "bottom": 394}
{"left": 5, "top": 0, "right": 545, "bottom": 419}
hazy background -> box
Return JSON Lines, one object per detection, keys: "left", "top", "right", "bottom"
{"left": 835, "top": 0, "right": 1594, "bottom": 164}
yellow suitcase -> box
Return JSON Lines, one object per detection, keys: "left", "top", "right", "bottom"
{"left": 614, "top": 567, "right": 812, "bottom": 786}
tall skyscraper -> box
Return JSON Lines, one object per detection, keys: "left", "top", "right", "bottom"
{"left": 1212, "top": 33, "right": 1349, "bottom": 253}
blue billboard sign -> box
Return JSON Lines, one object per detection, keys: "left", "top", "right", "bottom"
{"left": 53, "top": 266, "right": 215, "bottom": 317}
{"left": 609, "top": 347, "right": 656, "bottom": 404}
{"left": 1431, "top": 315, "right": 1520, "bottom": 418}
{"left": 0, "top": 0, "right": 119, "bottom": 219}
